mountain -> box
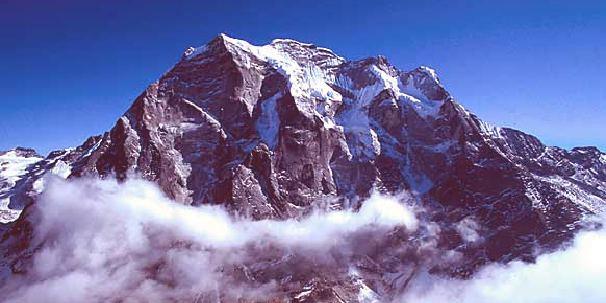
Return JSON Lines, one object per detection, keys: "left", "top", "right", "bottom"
{"left": 1, "top": 34, "right": 605, "bottom": 302}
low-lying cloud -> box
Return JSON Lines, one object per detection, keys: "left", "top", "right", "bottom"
{"left": 0, "top": 177, "right": 417, "bottom": 302}
{"left": 1, "top": 177, "right": 605, "bottom": 303}
{"left": 401, "top": 220, "right": 606, "bottom": 303}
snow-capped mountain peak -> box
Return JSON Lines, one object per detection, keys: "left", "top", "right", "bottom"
{"left": 1, "top": 34, "right": 605, "bottom": 302}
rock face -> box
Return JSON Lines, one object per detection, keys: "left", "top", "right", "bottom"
{"left": 1, "top": 34, "right": 605, "bottom": 301}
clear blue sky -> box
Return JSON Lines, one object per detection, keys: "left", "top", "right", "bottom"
{"left": 1, "top": 0, "right": 604, "bottom": 154}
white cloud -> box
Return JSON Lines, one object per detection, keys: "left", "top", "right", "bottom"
{"left": 400, "top": 221, "right": 606, "bottom": 303}
{"left": 0, "top": 177, "right": 417, "bottom": 303}
{"left": 3, "top": 176, "right": 605, "bottom": 303}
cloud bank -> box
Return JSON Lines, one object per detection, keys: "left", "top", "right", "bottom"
{"left": 0, "top": 177, "right": 417, "bottom": 302}
{"left": 401, "top": 220, "right": 606, "bottom": 303}
{"left": 1, "top": 177, "right": 605, "bottom": 303}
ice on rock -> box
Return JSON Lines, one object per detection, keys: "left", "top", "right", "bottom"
{"left": 478, "top": 119, "right": 504, "bottom": 139}
{"left": 256, "top": 93, "right": 281, "bottom": 149}
{"left": 0, "top": 151, "right": 42, "bottom": 187}
{"left": 0, "top": 150, "right": 43, "bottom": 223}
{"left": 418, "top": 65, "right": 439, "bottom": 83}
{"left": 186, "top": 34, "right": 345, "bottom": 123}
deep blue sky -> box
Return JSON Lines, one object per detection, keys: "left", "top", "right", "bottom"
{"left": 1, "top": 0, "right": 604, "bottom": 154}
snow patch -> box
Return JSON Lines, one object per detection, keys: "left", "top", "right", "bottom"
{"left": 256, "top": 93, "right": 281, "bottom": 149}
{"left": 182, "top": 45, "right": 208, "bottom": 60}
{"left": 334, "top": 72, "right": 387, "bottom": 160}
{"left": 0, "top": 151, "right": 42, "bottom": 223}
{"left": 477, "top": 119, "right": 503, "bottom": 139}
{"left": 180, "top": 99, "right": 227, "bottom": 139}
{"left": 31, "top": 159, "right": 74, "bottom": 193}
{"left": 0, "top": 151, "right": 42, "bottom": 187}
{"left": 418, "top": 66, "right": 439, "bottom": 83}
{"left": 367, "top": 65, "right": 443, "bottom": 118}
{"left": 50, "top": 160, "right": 72, "bottom": 179}
{"left": 81, "top": 140, "right": 101, "bottom": 159}
{"left": 398, "top": 74, "right": 443, "bottom": 117}
{"left": 190, "top": 35, "right": 345, "bottom": 122}
{"left": 294, "top": 287, "right": 313, "bottom": 300}
{"left": 349, "top": 268, "right": 380, "bottom": 303}
{"left": 536, "top": 175, "right": 606, "bottom": 213}
{"left": 221, "top": 35, "right": 343, "bottom": 101}
{"left": 0, "top": 198, "right": 21, "bottom": 224}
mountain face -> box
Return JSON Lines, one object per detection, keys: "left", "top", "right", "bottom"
{"left": 1, "top": 34, "right": 605, "bottom": 301}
